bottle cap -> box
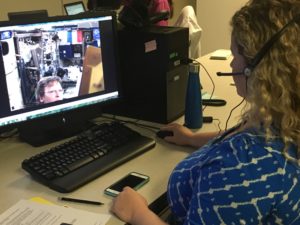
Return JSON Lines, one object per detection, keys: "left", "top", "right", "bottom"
{"left": 189, "top": 62, "right": 200, "bottom": 73}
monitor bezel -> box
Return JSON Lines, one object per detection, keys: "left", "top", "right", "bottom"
{"left": 0, "top": 11, "right": 123, "bottom": 145}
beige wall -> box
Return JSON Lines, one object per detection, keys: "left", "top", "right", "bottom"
{"left": 196, "top": 0, "right": 247, "bottom": 55}
{"left": 172, "top": 0, "right": 248, "bottom": 55}
{"left": 169, "top": 0, "right": 189, "bottom": 25}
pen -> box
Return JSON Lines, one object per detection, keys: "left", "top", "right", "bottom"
{"left": 59, "top": 197, "right": 104, "bottom": 206}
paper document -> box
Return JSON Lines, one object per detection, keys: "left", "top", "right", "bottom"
{"left": 0, "top": 199, "right": 110, "bottom": 225}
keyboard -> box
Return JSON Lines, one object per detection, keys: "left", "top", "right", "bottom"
{"left": 22, "top": 121, "right": 156, "bottom": 193}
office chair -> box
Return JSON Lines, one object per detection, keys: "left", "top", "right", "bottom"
{"left": 174, "top": 5, "right": 202, "bottom": 59}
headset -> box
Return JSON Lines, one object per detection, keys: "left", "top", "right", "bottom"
{"left": 217, "top": 14, "right": 300, "bottom": 77}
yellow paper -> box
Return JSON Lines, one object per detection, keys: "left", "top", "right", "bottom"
{"left": 30, "top": 196, "right": 53, "bottom": 205}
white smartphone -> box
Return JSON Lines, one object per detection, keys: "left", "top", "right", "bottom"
{"left": 104, "top": 172, "right": 150, "bottom": 197}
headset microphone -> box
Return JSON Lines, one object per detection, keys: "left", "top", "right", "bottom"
{"left": 217, "top": 67, "right": 252, "bottom": 76}
{"left": 216, "top": 71, "right": 244, "bottom": 76}
{"left": 217, "top": 13, "right": 300, "bottom": 77}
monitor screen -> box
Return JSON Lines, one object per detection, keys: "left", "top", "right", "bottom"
{"left": 64, "top": 1, "right": 86, "bottom": 15}
{"left": 8, "top": 10, "right": 48, "bottom": 21}
{"left": 0, "top": 11, "right": 121, "bottom": 146}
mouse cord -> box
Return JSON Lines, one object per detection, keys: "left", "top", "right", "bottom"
{"left": 99, "top": 114, "right": 160, "bottom": 134}
{"left": 193, "top": 59, "right": 216, "bottom": 112}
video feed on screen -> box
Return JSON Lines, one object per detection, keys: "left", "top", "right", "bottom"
{"left": 0, "top": 18, "right": 104, "bottom": 112}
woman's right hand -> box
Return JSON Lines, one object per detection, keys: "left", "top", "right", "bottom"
{"left": 160, "top": 123, "right": 220, "bottom": 148}
{"left": 159, "top": 123, "right": 196, "bottom": 146}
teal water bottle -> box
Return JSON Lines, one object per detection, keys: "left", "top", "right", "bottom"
{"left": 184, "top": 62, "right": 202, "bottom": 129}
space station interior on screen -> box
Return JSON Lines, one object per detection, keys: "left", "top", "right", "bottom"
{"left": 1, "top": 20, "right": 104, "bottom": 112}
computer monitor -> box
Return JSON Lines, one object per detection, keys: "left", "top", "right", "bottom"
{"left": 64, "top": 1, "right": 86, "bottom": 15}
{"left": 0, "top": 11, "right": 121, "bottom": 146}
{"left": 8, "top": 10, "right": 48, "bottom": 21}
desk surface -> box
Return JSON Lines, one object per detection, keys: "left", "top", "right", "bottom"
{"left": 0, "top": 53, "right": 243, "bottom": 225}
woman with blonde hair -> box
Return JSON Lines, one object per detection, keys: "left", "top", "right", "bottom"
{"left": 111, "top": 0, "right": 300, "bottom": 224}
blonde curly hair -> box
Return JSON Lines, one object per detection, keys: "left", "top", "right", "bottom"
{"left": 231, "top": 0, "right": 300, "bottom": 163}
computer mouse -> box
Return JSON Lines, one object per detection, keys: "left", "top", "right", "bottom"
{"left": 156, "top": 130, "right": 174, "bottom": 139}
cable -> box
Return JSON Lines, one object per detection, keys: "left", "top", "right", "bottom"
{"left": 193, "top": 59, "right": 216, "bottom": 112}
{"left": 224, "top": 97, "right": 245, "bottom": 131}
{"left": 126, "top": 121, "right": 158, "bottom": 134}
{"left": 0, "top": 128, "right": 18, "bottom": 140}
{"left": 213, "top": 118, "right": 222, "bottom": 133}
{"left": 224, "top": 75, "right": 248, "bottom": 131}
{"left": 99, "top": 114, "right": 160, "bottom": 134}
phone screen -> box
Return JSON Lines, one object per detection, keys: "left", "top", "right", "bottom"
{"left": 105, "top": 172, "right": 149, "bottom": 196}
{"left": 109, "top": 174, "right": 146, "bottom": 192}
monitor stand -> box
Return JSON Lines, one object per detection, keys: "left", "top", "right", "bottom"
{"left": 18, "top": 117, "right": 94, "bottom": 147}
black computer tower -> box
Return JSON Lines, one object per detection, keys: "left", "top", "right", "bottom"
{"left": 105, "top": 25, "right": 189, "bottom": 124}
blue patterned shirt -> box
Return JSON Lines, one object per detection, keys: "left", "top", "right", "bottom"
{"left": 167, "top": 127, "right": 300, "bottom": 225}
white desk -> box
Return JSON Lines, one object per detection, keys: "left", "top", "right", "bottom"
{"left": 0, "top": 53, "right": 243, "bottom": 225}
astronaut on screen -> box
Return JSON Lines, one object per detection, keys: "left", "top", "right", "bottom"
{"left": 35, "top": 76, "right": 64, "bottom": 104}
